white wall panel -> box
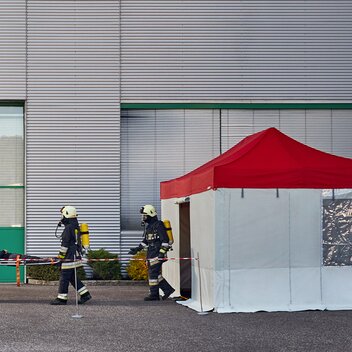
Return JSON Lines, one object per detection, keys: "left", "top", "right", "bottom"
{"left": 121, "top": 108, "right": 220, "bottom": 231}
{"left": 26, "top": 1, "right": 120, "bottom": 256}
{"left": 120, "top": 108, "right": 220, "bottom": 276}
{"left": 121, "top": 0, "right": 352, "bottom": 101}
{"left": 221, "top": 109, "right": 352, "bottom": 158}
{"left": 0, "top": 0, "right": 26, "bottom": 99}
{"left": 306, "top": 110, "right": 332, "bottom": 152}
{"left": 332, "top": 110, "right": 352, "bottom": 158}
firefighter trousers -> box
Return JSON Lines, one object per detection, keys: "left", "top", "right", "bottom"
{"left": 58, "top": 267, "right": 85, "bottom": 294}
{"left": 147, "top": 259, "right": 174, "bottom": 297}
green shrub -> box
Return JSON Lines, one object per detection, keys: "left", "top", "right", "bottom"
{"left": 27, "top": 264, "right": 60, "bottom": 281}
{"left": 27, "top": 264, "right": 86, "bottom": 281}
{"left": 87, "top": 248, "right": 121, "bottom": 280}
{"left": 126, "top": 250, "right": 148, "bottom": 281}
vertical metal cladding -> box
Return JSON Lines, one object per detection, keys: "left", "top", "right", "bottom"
{"left": 26, "top": 1, "right": 120, "bottom": 256}
{"left": 120, "top": 108, "right": 220, "bottom": 275}
{"left": 221, "top": 109, "right": 352, "bottom": 158}
{"left": 0, "top": 0, "right": 26, "bottom": 99}
{"left": 121, "top": 0, "right": 352, "bottom": 101}
{"left": 121, "top": 108, "right": 220, "bottom": 230}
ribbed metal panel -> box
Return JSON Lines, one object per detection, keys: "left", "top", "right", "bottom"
{"left": 306, "top": 110, "right": 332, "bottom": 152}
{"left": 121, "top": 0, "right": 352, "bottom": 101}
{"left": 121, "top": 109, "right": 220, "bottom": 231}
{"left": 0, "top": 0, "right": 26, "bottom": 99}
{"left": 279, "top": 110, "right": 306, "bottom": 144}
{"left": 120, "top": 230, "right": 143, "bottom": 277}
{"left": 332, "top": 110, "right": 352, "bottom": 157}
{"left": 26, "top": 1, "right": 120, "bottom": 256}
{"left": 120, "top": 108, "right": 220, "bottom": 275}
{"left": 221, "top": 109, "right": 352, "bottom": 158}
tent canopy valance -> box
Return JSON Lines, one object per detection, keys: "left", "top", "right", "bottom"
{"left": 160, "top": 127, "right": 352, "bottom": 199}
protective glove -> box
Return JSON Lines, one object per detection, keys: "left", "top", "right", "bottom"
{"left": 159, "top": 244, "right": 169, "bottom": 260}
{"left": 57, "top": 251, "right": 65, "bottom": 259}
{"left": 128, "top": 247, "right": 140, "bottom": 255}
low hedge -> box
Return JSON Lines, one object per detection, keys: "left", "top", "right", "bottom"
{"left": 86, "top": 248, "right": 121, "bottom": 280}
{"left": 27, "top": 264, "right": 86, "bottom": 281}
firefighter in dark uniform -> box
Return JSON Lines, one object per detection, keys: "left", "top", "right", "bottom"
{"left": 50, "top": 205, "right": 92, "bottom": 305}
{"left": 129, "top": 205, "right": 175, "bottom": 301}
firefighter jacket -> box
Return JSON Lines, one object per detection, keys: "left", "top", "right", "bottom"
{"left": 141, "top": 216, "right": 169, "bottom": 259}
{"left": 59, "top": 217, "right": 83, "bottom": 269}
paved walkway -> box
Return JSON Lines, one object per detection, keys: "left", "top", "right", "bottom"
{"left": 0, "top": 284, "right": 351, "bottom": 352}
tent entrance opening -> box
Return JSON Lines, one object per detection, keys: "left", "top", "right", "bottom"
{"left": 179, "top": 202, "right": 191, "bottom": 298}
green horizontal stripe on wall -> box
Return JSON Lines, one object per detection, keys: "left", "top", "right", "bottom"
{"left": 121, "top": 103, "right": 352, "bottom": 110}
{"left": 0, "top": 186, "right": 24, "bottom": 189}
{"left": 0, "top": 101, "right": 24, "bottom": 107}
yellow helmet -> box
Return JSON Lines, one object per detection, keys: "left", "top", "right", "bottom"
{"left": 60, "top": 205, "right": 77, "bottom": 219}
{"left": 140, "top": 204, "right": 157, "bottom": 217}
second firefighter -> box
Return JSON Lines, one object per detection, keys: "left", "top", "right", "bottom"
{"left": 129, "top": 204, "right": 175, "bottom": 301}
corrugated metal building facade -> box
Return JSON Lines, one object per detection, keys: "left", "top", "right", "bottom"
{"left": 0, "top": 1, "right": 351, "bottom": 280}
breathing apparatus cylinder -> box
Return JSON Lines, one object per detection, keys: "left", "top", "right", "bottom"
{"left": 80, "top": 223, "right": 90, "bottom": 250}
{"left": 163, "top": 220, "right": 174, "bottom": 246}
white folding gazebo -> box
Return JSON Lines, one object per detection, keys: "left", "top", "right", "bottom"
{"left": 160, "top": 128, "right": 352, "bottom": 313}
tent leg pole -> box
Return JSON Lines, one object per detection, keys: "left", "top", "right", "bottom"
{"left": 197, "top": 252, "right": 208, "bottom": 315}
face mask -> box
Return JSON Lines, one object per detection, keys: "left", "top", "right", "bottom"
{"left": 61, "top": 217, "right": 69, "bottom": 225}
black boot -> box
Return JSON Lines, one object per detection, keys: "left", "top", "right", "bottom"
{"left": 50, "top": 298, "right": 67, "bottom": 305}
{"left": 144, "top": 285, "right": 160, "bottom": 301}
{"left": 162, "top": 288, "right": 175, "bottom": 300}
{"left": 159, "top": 279, "right": 175, "bottom": 300}
{"left": 144, "top": 295, "right": 160, "bottom": 301}
{"left": 79, "top": 292, "right": 92, "bottom": 304}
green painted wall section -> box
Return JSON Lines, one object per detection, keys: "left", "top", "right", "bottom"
{"left": 0, "top": 227, "right": 25, "bottom": 283}
{"left": 121, "top": 102, "right": 352, "bottom": 110}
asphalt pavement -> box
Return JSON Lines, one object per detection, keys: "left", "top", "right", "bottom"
{"left": 0, "top": 283, "right": 351, "bottom": 352}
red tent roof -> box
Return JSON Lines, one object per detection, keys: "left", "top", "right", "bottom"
{"left": 160, "top": 127, "right": 352, "bottom": 199}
